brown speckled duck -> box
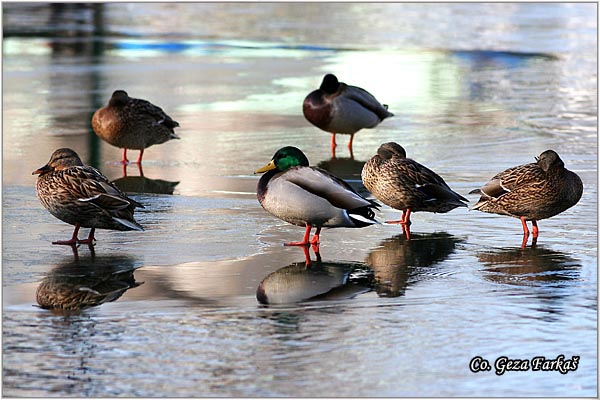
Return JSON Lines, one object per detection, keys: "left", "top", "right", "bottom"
{"left": 303, "top": 74, "right": 393, "bottom": 157}
{"left": 33, "top": 148, "right": 144, "bottom": 245}
{"left": 36, "top": 267, "right": 141, "bottom": 312}
{"left": 255, "top": 146, "right": 379, "bottom": 246}
{"left": 361, "top": 142, "right": 468, "bottom": 238}
{"left": 470, "top": 149, "right": 583, "bottom": 246}
{"left": 92, "top": 90, "right": 180, "bottom": 164}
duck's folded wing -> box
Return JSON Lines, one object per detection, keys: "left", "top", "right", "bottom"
{"left": 131, "top": 99, "right": 180, "bottom": 128}
{"left": 476, "top": 163, "right": 544, "bottom": 199}
{"left": 417, "top": 184, "right": 468, "bottom": 206}
{"left": 65, "top": 166, "right": 144, "bottom": 209}
{"left": 342, "top": 85, "right": 393, "bottom": 119}
{"left": 78, "top": 193, "right": 132, "bottom": 211}
{"left": 284, "top": 167, "right": 377, "bottom": 210}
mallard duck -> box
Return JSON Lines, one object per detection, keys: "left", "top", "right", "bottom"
{"left": 33, "top": 148, "right": 144, "bottom": 245}
{"left": 255, "top": 146, "right": 379, "bottom": 246}
{"left": 470, "top": 149, "right": 583, "bottom": 246}
{"left": 92, "top": 90, "right": 180, "bottom": 164}
{"left": 303, "top": 74, "right": 393, "bottom": 157}
{"left": 361, "top": 142, "right": 468, "bottom": 237}
{"left": 36, "top": 268, "right": 141, "bottom": 312}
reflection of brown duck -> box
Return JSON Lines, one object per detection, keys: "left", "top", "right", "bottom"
{"left": 477, "top": 246, "right": 580, "bottom": 286}
{"left": 365, "top": 232, "right": 462, "bottom": 297}
{"left": 256, "top": 249, "right": 370, "bottom": 304}
{"left": 36, "top": 255, "right": 143, "bottom": 313}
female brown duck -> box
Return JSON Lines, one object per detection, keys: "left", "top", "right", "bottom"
{"left": 362, "top": 142, "right": 468, "bottom": 238}
{"left": 92, "top": 90, "right": 180, "bottom": 164}
{"left": 33, "top": 148, "right": 144, "bottom": 245}
{"left": 470, "top": 149, "right": 583, "bottom": 246}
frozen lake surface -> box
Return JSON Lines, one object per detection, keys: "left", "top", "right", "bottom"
{"left": 2, "top": 3, "right": 597, "bottom": 397}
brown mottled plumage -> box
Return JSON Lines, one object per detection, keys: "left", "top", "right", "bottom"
{"left": 303, "top": 74, "right": 393, "bottom": 157}
{"left": 33, "top": 148, "right": 144, "bottom": 245}
{"left": 36, "top": 268, "right": 141, "bottom": 312}
{"left": 470, "top": 149, "right": 583, "bottom": 245}
{"left": 92, "top": 90, "right": 180, "bottom": 164}
{"left": 361, "top": 142, "right": 467, "bottom": 237}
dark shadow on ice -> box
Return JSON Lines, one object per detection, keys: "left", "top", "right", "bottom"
{"left": 365, "top": 232, "right": 463, "bottom": 297}
{"left": 477, "top": 245, "right": 582, "bottom": 321}
{"left": 256, "top": 247, "right": 372, "bottom": 305}
{"left": 112, "top": 166, "right": 180, "bottom": 195}
{"left": 316, "top": 156, "right": 369, "bottom": 196}
{"left": 35, "top": 254, "right": 143, "bottom": 314}
{"left": 477, "top": 245, "right": 581, "bottom": 286}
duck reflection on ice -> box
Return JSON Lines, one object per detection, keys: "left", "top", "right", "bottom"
{"left": 365, "top": 232, "right": 463, "bottom": 297}
{"left": 111, "top": 164, "right": 179, "bottom": 195}
{"left": 36, "top": 254, "right": 143, "bottom": 313}
{"left": 477, "top": 246, "right": 582, "bottom": 320}
{"left": 256, "top": 247, "right": 372, "bottom": 305}
{"left": 477, "top": 245, "right": 581, "bottom": 286}
{"left": 316, "top": 156, "right": 369, "bottom": 197}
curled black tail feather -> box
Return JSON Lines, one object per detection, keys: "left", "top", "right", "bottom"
{"left": 348, "top": 203, "right": 379, "bottom": 227}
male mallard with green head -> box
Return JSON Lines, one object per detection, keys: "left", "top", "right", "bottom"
{"left": 303, "top": 74, "right": 393, "bottom": 157}
{"left": 92, "top": 90, "right": 180, "bottom": 164}
{"left": 470, "top": 149, "right": 583, "bottom": 246}
{"left": 33, "top": 148, "right": 144, "bottom": 245}
{"left": 256, "top": 146, "right": 379, "bottom": 246}
{"left": 361, "top": 142, "right": 468, "bottom": 238}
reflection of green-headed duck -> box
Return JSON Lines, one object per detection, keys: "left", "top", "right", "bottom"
{"left": 303, "top": 74, "right": 393, "bottom": 155}
{"left": 470, "top": 150, "right": 583, "bottom": 245}
{"left": 362, "top": 142, "right": 467, "bottom": 232}
{"left": 92, "top": 90, "right": 180, "bottom": 164}
{"left": 32, "top": 148, "right": 144, "bottom": 245}
{"left": 255, "top": 146, "right": 379, "bottom": 246}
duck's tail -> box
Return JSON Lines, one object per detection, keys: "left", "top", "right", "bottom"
{"left": 113, "top": 217, "right": 144, "bottom": 231}
{"left": 348, "top": 204, "right": 379, "bottom": 227}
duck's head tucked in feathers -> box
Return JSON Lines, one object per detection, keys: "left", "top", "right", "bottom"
{"left": 33, "top": 148, "right": 84, "bottom": 175}
{"left": 536, "top": 149, "right": 563, "bottom": 172}
{"left": 108, "top": 90, "right": 130, "bottom": 108}
{"left": 320, "top": 74, "right": 341, "bottom": 94}
{"left": 377, "top": 142, "right": 407, "bottom": 160}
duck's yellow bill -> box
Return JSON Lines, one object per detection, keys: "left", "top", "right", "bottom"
{"left": 255, "top": 160, "right": 276, "bottom": 173}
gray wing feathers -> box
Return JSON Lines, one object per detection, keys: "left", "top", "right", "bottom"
{"left": 284, "top": 167, "right": 373, "bottom": 210}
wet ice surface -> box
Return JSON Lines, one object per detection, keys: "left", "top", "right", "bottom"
{"left": 2, "top": 3, "right": 597, "bottom": 397}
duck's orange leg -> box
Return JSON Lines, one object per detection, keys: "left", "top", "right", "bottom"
{"left": 309, "top": 227, "right": 321, "bottom": 245}
{"left": 520, "top": 216, "right": 531, "bottom": 248}
{"left": 386, "top": 209, "right": 412, "bottom": 225}
{"left": 402, "top": 222, "right": 412, "bottom": 240}
{"left": 531, "top": 220, "right": 539, "bottom": 246}
{"left": 347, "top": 133, "right": 355, "bottom": 150}
{"left": 402, "top": 209, "right": 412, "bottom": 225}
{"left": 285, "top": 225, "right": 312, "bottom": 246}
{"left": 77, "top": 228, "right": 96, "bottom": 245}
{"left": 53, "top": 224, "right": 81, "bottom": 245}
{"left": 531, "top": 220, "right": 539, "bottom": 239}
{"left": 134, "top": 149, "right": 144, "bottom": 164}
{"left": 121, "top": 148, "right": 129, "bottom": 164}
{"left": 330, "top": 133, "right": 337, "bottom": 159}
